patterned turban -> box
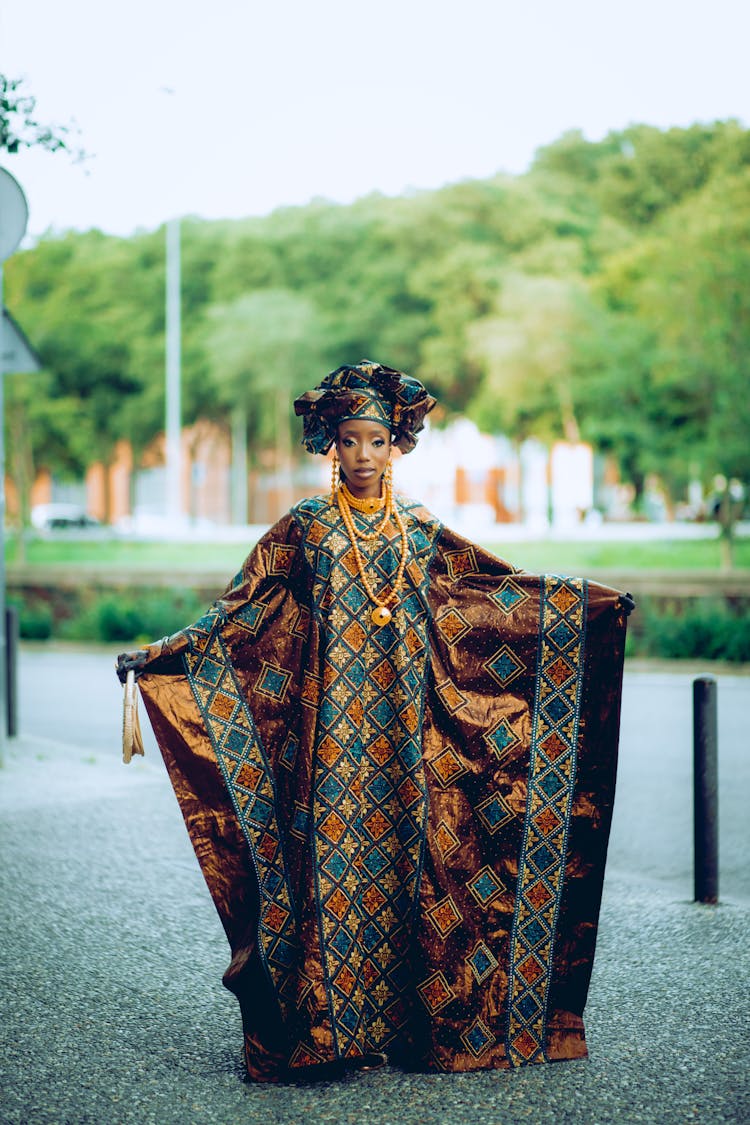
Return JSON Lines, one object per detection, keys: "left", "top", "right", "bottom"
{"left": 293, "top": 360, "right": 436, "bottom": 455}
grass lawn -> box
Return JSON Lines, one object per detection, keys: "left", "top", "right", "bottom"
{"left": 482, "top": 538, "right": 750, "bottom": 572}
{"left": 6, "top": 533, "right": 750, "bottom": 573}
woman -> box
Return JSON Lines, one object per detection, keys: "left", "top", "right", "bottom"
{"left": 117, "top": 360, "right": 632, "bottom": 1081}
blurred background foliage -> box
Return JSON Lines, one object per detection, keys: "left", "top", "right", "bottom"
{"left": 5, "top": 119, "right": 750, "bottom": 522}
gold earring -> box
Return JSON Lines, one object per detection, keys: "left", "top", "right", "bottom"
{"left": 384, "top": 458, "right": 393, "bottom": 507}
{"left": 330, "top": 452, "right": 340, "bottom": 502}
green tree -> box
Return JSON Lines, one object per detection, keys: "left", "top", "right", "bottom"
{"left": 5, "top": 231, "right": 164, "bottom": 520}
{"left": 467, "top": 272, "right": 588, "bottom": 444}
{"left": 573, "top": 167, "right": 750, "bottom": 561}
{"left": 640, "top": 170, "right": 750, "bottom": 564}
{"left": 531, "top": 121, "right": 750, "bottom": 228}
{"left": 202, "top": 289, "right": 326, "bottom": 518}
{"left": 0, "top": 73, "right": 85, "bottom": 159}
{"left": 2, "top": 74, "right": 90, "bottom": 554}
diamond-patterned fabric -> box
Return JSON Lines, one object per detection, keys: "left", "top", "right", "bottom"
{"left": 504, "top": 576, "right": 587, "bottom": 1065}
{"left": 297, "top": 495, "right": 439, "bottom": 1057}
{"left": 136, "top": 501, "right": 627, "bottom": 1081}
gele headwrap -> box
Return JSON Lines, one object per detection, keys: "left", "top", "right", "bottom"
{"left": 293, "top": 360, "right": 436, "bottom": 455}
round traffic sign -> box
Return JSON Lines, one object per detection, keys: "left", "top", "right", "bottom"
{"left": 0, "top": 167, "right": 29, "bottom": 261}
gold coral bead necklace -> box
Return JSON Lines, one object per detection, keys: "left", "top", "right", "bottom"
{"left": 336, "top": 475, "right": 409, "bottom": 627}
{"left": 339, "top": 480, "right": 393, "bottom": 540}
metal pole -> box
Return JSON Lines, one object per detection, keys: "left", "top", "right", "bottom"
{"left": 693, "top": 676, "right": 719, "bottom": 904}
{"left": 0, "top": 263, "right": 7, "bottom": 753}
{"left": 165, "top": 218, "right": 182, "bottom": 523}
{"left": 0, "top": 168, "right": 30, "bottom": 751}
{"left": 5, "top": 604, "right": 17, "bottom": 737}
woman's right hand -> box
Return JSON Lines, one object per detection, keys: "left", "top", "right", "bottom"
{"left": 116, "top": 649, "right": 150, "bottom": 683}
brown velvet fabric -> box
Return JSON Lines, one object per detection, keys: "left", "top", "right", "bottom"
{"left": 135, "top": 495, "right": 627, "bottom": 1080}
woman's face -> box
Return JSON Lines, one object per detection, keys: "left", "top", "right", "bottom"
{"left": 335, "top": 419, "right": 391, "bottom": 498}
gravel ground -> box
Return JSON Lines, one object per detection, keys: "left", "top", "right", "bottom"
{"left": 1, "top": 652, "right": 748, "bottom": 1124}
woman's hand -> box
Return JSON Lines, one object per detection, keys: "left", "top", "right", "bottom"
{"left": 619, "top": 592, "right": 636, "bottom": 617}
{"left": 116, "top": 649, "right": 150, "bottom": 683}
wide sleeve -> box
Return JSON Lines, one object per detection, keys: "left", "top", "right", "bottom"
{"left": 131, "top": 511, "right": 310, "bottom": 929}
{"left": 133, "top": 511, "right": 308, "bottom": 672}
{"left": 414, "top": 521, "right": 629, "bottom": 1069}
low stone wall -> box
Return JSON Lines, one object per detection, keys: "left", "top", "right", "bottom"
{"left": 8, "top": 565, "right": 750, "bottom": 601}
{"left": 7, "top": 565, "right": 750, "bottom": 664}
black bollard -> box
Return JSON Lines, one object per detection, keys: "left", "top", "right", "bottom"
{"left": 693, "top": 676, "right": 718, "bottom": 904}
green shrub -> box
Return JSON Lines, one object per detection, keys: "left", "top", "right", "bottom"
{"left": 98, "top": 598, "right": 144, "bottom": 642}
{"left": 631, "top": 601, "right": 750, "bottom": 663}
{"left": 58, "top": 589, "right": 206, "bottom": 643}
{"left": 13, "top": 600, "right": 53, "bottom": 640}
{"left": 127, "top": 590, "right": 205, "bottom": 643}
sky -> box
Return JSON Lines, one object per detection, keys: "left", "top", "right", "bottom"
{"left": 2, "top": 0, "right": 750, "bottom": 240}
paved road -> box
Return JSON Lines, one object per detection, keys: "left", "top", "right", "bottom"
{"left": 12, "top": 644, "right": 750, "bottom": 902}
{"left": 1, "top": 645, "right": 748, "bottom": 1124}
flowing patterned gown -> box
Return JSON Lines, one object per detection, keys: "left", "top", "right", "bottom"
{"left": 134, "top": 494, "right": 628, "bottom": 1080}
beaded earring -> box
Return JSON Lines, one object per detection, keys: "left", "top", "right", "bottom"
{"left": 383, "top": 458, "right": 393, "bottom": 508}
{"left": 330, "top": 451, "right": 340, "bottom": 502}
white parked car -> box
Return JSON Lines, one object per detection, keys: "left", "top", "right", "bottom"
{"left": 30, "top": 503, "right": 102, "bottom": 531}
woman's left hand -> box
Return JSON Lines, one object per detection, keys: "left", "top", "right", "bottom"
{"left": 116, "top": 649, "right": 150, "bottom": 683}
{"left": 619, "top": 593, "right": 636, "bottom": 617}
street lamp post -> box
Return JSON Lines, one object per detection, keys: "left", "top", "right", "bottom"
{"left": 165, "top": 217, "right": 182, "bottom": 524}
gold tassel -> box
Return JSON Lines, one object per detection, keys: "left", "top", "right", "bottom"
{"left": 122, "top": 669, "right": 145, "bottom": 763}
{"left": 330, "top": 451, "right": 340, "bottom": 502}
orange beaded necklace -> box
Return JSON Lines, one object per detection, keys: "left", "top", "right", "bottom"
{"left": 333, "top": 460, "right": 409, "bottom": 627}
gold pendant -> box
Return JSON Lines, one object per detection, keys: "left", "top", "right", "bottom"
{"left": 371, "top": 605, "right": 392, "bottom": 627}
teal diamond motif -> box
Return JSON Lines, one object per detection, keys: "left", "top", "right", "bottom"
{"left": 476, "top": 791, "right": 514, "bottom": 834}
{"left": 197, "top": 657, "right": 223, "bottom": 686}
{"left": 518, "top": 993, "right": 541, "bottom": 1021}
{"left": 488, "top": 578, "right": 529, "bottom": 616}
{"left": 236, "top": 601, "right": 266, "bottom": 634}
{"left": 225, "top": 728, "right": 251, "bottom": 754}
{"left": 323, "top": 850, "right": 347, "bottom": 880}
{"left": 256, "top": 663, "right": 291, "bottom": 701}
{"left": 371, "top": 697, "right": 396, "bottom": 727}
{"left": 544, "top": 695, "right": 571, "bottom": 724}
{"left": 529, "top": 843, "right": 556, "bottom": 874}
{"left": 268, "top": 937, "right": 296, "bottom": 967}
{"left": 192, "top": 608, "right": 221, "bottom": 635}
{"left": 291, "top": 806, "right": 310, "bottom": 836}
{"left": 538, "top": 771, "right": 564, "bottom": 798}
{"left": 342, "top": 585, "right": 367, "bottom": 613}
{"left": 484, "top": 645, "right": 525, "bottom": 688}
{"left": 468, "top": 866, "right": 504, "bottom": 905}
{"left": 485, "top": 718, "right": 520, "bottom": 761}
{"left": 521, "top": 918, "right": 546, "bottom": 946}
{"left": 461, "top": 1017, "right": 495, "bottom": 1058}
{"left": 362, "top": 847, "right": 388, "bottom": 876}
{"left": 548, "top": 620, "right": 576, "bottom": 650}
{"left": 247, "top": 796, "right": 274, "bottom": 826}
{"left": 319, "top": 775, "right": 345, "bottom": 804}
{"left": 412, "top": 528, "right": 431, "bottom": 552}
{"left": 468, "top": 941, "right": 498, "bottom": 984}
